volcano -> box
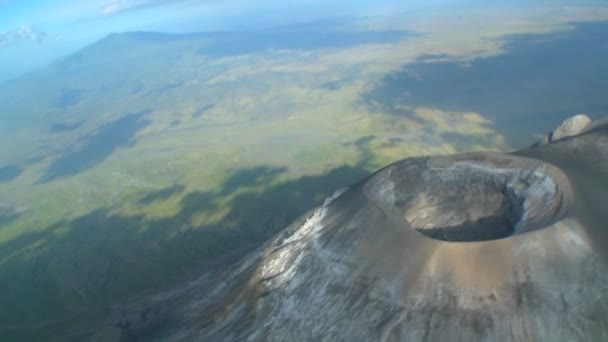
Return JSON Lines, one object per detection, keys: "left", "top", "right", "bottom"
{"left": 101, "top": 116, "right": 608, "bottom": 341}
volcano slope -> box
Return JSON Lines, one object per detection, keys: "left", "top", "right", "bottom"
{"left": 102, "top": 117, "right": 608, "bottom": 342}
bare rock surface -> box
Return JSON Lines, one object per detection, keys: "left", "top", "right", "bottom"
{"left": 99, "top": 118, "right": 608, "bottom": 342}
{"left": 546, "top": 114, "right": 591, "bottom": 143}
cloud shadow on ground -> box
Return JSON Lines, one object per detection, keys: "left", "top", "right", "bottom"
{"left": 362, "top": 21, "right": 608, "bottom": 148}
{"left": 38, "top": 110, "right": 152, "bottom": 183}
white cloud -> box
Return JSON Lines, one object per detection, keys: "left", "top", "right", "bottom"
{"left": 101, "top": 4, "right": 120, "bottom": 15}
{"left": 0, "top": 25, "right": 50, "bottom": 48}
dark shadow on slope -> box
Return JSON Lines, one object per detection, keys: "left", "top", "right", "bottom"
{"left": 362, "top": 21, "right": 608, "bottom": 148}
{"left": 0, "top": 165, "right": 22, "bottom": 183}
{"left": 38, "top": 110, "right": 152, "bottom": 183}
{"left": 0, "top": 164, "right": 370, "bottom": 341}
{"left": 137, "top": 185, "right": 186, "bottom": 205}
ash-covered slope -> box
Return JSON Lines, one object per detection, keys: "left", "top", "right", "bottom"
{"left": 100, "top": 116, "right": 608, "bottom": 342}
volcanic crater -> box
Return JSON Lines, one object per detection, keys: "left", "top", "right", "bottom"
{"left": 367, "top": 153, "right": 572, "bottom": 242}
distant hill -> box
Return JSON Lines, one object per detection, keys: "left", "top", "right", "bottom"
{"left": 0, "top": 22, "right": 409, "bottom": 138}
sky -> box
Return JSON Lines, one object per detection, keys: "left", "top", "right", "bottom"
{"left": 0, "top": 0, "right": 411, "bottom": 82}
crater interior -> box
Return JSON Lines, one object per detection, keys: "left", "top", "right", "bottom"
{"left": 367, "top": 155, "right": 570, "bottom": 242}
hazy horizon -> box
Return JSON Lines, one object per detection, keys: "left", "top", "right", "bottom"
{"left": 3, "top": 0, "right": 607, "bottom": 82}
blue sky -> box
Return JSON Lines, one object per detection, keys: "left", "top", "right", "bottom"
{"left": 1, "top": 0, "right": 409, "bottom": 82}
